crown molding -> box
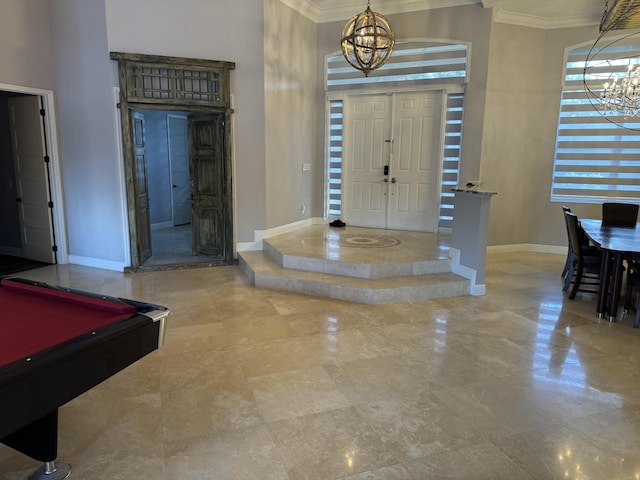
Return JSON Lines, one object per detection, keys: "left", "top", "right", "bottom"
{"left": 279, "top": 0, "right": 320, "bottom": 22}
{"left": 281, "top": 0, "right": 601, "bottom": 29}
{"left": 284, "top": 0, "right": 482, "bottom": 24}
{"left": 492, "top": 8, "right": 600, "bottom": 30}
{"left": 317, "top": 0, "right": 481, "bottom": 23}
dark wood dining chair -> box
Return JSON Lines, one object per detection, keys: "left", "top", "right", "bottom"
{"left": 561, "top": 206, "right": 573, "bottom": 280}
{"left": 561, "top": 207, "right": 600, "bottom": 292}
{"left": 602, "top": 202, "right": 639, "bottom": 228}
{"left": 564, "top": 211, "right": 602, "bottom": 299}
{"left": 623, "top": 259, "right": 640, "bottom": 328}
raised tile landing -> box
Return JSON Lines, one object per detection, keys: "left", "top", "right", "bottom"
{"left": 239, "top": 225, "right": 470, "bottom": 304}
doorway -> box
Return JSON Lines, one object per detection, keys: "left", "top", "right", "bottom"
{"left": 342, "top": 90, "right": 445, "bottom": 232}
{"left": 133, "top": 109, "right": 229, "bottom": 268}
{"left": 0, "top": 87, "right": 65, "bottom": 272}
{"left": 111, "top": 52, "right": 235, "bottom": 271}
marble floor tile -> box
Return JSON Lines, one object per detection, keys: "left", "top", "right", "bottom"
{"left": 339, "top": 464, "right": 414, "bottom": 480}
{"left": 5, "top": 231, "right": 640, "bottom": 480}
{"left": 403, "top": 441, "right": 536, "bottom": 480}
{"left": 356, "top": 393, "right": 515, "bottom": 461}
{"left": 249, "top": 367, "right": 351, "bottom": 422}
{"left": 164, "top": 425, "right": 289, "bottom": 480}
{"left": 267, "top": 407, "right": 397, "bottom": 480}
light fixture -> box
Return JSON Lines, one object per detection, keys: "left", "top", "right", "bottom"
{"left": 583, "top": 0, "right": 640, "bottom": 124}
{"left": 340, "top": 1, "right": 395, "bottom": 77}
{"left": 601, "top": 64, "right": 640, "bottom": 117}
{"left": 600, "top": 0, "right": 640, "bottom": 31}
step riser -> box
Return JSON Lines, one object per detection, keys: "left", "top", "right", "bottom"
{"left": 253, "top": 271, "right": 469, "bottom": 305}
{"left": 240, "top": 234, "right": 471, "bottom": 304}
{"left": 264, "top": 239, "right": 451, "bottom": 279}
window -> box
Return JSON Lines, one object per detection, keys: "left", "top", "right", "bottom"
{"left": 551, "top": 39, "right": 640, "bottom": 203}
{"left": 325, "top": 40, "right": 468, "bottom": 227}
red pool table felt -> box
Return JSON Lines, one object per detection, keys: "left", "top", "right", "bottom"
{"left": 0, "top": 279, "right": 137, "bottom": 368}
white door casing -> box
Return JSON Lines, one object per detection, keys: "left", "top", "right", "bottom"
{"left": 8, "top": 96, "right": 55, "bottom": 263}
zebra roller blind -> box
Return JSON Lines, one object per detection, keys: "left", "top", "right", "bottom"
{"left": 551, "top": 38, "right": 640, "bottom": 202}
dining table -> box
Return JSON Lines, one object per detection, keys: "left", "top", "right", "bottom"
{"left": 579, "top": 219, "right": 640, "bottom": 321}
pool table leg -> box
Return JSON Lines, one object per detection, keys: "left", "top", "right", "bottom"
{"left": 1, "top": 410, "right": 71, "bottom": 479}
{"left": 27, "top": 461, "right": 71, "bottom": 480}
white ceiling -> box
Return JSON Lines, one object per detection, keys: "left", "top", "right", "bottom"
{"left": 285, "top": 0, "right": 607, "bottom": 28}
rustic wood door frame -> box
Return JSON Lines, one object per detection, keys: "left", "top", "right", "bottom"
{"left": 110, "top": 52, "right": 235, "bottom": 270}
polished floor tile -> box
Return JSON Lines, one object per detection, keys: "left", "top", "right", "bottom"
{"left": 3, "top": 229, "right": 640, "bottom": 479}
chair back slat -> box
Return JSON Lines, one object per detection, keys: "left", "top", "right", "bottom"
{"left": 564, "top": 211, "right": 582, "bottom": 258}
{"left": 602, "top": 202, "right": 639, "bottom": 228}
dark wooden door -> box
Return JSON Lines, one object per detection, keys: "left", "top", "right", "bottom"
{"left": 188, "top": 114, "right": 226, "bottom": 258}
{"left": 133, "top": 111, "right": 152, "bottom": 263}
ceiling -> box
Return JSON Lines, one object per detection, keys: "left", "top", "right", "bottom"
{"left": 285, "top": 0, "right": 607, "bottom": 28}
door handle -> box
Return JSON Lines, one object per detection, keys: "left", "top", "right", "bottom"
{"left": 173, "top": 184, "right": 178, "bottom": 188}
{"left": 391, "top": 177, "right": 397, "bottom": 183}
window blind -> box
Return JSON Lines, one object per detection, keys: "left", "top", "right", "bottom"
{"left": 326, "top": 41, "right": 468, "bottom": 93}
{"left": 551, "top": 40, "right": 640, "bottom": 202}
{"left": 439, "top": 93, "right": 465, "bottom": 229}
{"left": 328, "top": 100, "right": 344, "bottom": 217}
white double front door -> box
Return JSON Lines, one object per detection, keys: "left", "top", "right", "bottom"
{"left": 342, "top": 91, "right": 444, "bottom": 232}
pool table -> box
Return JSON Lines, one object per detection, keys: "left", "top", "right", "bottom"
{"left": 0, "top": 277, "right": 169, "bottom": 480}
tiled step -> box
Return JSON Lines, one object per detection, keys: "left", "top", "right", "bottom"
{"left": 239, "top": 250, "right": 470, "bottom": 305}
{"left": 263, "top": 238, "right": 452, "bottom": 279}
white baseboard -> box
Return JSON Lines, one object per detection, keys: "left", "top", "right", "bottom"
{"left": 236, "top": 217, "right": 323, "bottom": 252}
{"left": 67, "top": 255, "right": 127, "bottom": 272}
{"left": 487, "top": 244, "right": 565, "bottom": 255}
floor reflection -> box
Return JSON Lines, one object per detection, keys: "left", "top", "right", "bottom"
{"left": 3, "top": 249, "right": 640, "bottom": 479}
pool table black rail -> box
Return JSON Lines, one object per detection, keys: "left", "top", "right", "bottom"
{"left": 1, "top": 276, "right": 165, "bottom": 313}
{"left": 0, "top": 311, "right": 162, "bottom": 463}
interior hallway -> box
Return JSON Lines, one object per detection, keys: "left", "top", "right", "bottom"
{"left": 2, "top": 240, "right": 640, "bottom": 479}
{"left": 144, "top": 224, "right": 216, "bottom": 268}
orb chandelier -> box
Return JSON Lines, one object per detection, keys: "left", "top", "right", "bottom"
{"left": 583, "top": 0, "right": 640, "bottom": 126}
{"left": 340, "top": 1, "right": 395, "bottom": 77}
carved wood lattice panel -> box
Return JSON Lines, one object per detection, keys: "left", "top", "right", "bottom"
{"left": 126, "top": 64, "right": 222, "bottom": 105}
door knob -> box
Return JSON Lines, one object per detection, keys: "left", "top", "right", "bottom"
{"left": 391, "top": 177, "right": 397, "bottom": 183}
{"left": 173, "top": 184, "right": 178, "bottom": 188}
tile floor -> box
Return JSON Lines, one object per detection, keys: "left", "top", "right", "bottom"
{"left": 144, "top": 224, "right": 215, "bottom": 267}
{"left": 2, "top": 234, "right": 640, "bottom": 479}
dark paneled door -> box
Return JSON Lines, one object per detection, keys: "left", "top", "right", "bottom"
{"left": 188, "top": 114, "right": 226, "bottom": 259}
{"left": 133, "top": 111, "right": 152, "bottom": 264}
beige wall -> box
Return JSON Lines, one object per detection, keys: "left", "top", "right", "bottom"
{"left": 481, "top": 22, "right": 603, "bottom": 247}
{"left": 481, "top": 24, "right": 548, "bottom": 245}
{"left": 0, "top": 0, "right": 54, "bottom": 90}
{"left": 50, "top": 0, "right": 127, "bottom": 265}
{"left": 264, "top": 0, "right": 317, "bottom": 228}
{"left": 105, "top": 0, "right": 267, "bottom": 242}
